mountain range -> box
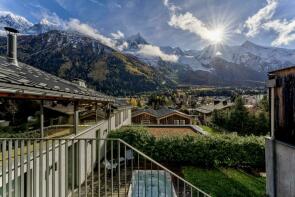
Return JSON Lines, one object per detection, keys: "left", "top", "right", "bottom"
{"left": 1, "top": 11, "right": 295, "bottom": 95}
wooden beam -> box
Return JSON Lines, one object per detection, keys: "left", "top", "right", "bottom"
{"left": 0, "top": 92, "right": 112, "bottom": 104}
{"left": 74, "top": 101, "right": 79, "bottom": 135}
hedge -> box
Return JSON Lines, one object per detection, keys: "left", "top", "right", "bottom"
{"left": 108, "top": 126, "right": 265, "bottom": 168}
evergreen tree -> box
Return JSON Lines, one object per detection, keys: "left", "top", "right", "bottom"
{"left": 228, "top": 97, "right": 249, "bottom": 134}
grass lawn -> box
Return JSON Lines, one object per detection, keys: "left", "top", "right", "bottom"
{"left": 146, "top": 127, "right": 198, "bottom": 138}
{"left": 182, "top": 167, "right": 265, "bottom": 197}
{"left": 199, "top": 125, "right": 221, "bottom": 135}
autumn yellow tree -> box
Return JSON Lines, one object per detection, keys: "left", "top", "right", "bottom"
{"left": 129, "top": 98, "right": 138, "bottom": 107}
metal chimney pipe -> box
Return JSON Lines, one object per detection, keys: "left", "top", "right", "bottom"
{"left": 4, "top": 27, "right": 19, "bottom": 65}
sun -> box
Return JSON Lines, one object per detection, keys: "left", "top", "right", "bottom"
{"left": 207, "top": 27, "right": 225, "bottom": 44}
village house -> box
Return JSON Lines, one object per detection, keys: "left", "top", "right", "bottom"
{"left": 132, "top": 108, "right": 193, "bottom": 125}
{"left": 191, "top": 98, "right": 234, "bottom": 124}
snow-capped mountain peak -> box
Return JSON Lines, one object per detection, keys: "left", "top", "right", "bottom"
{"left": 126, "top": 33, "right": 148, "bottom": 50}
{"left": 0, "top": 11, "right": 33, "bottom": 33}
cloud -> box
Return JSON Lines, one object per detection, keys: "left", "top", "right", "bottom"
{"left": 67, "top": 19, "right": 117, "bottom": 48}
{"left": 263, "top": 19, "right": 295, "bottom": 46}
{"left": 117, "top": 41, "right": 129, "bottom": 51}
{"left": 39, "top": 12, "right": 66, "bottom": 28}
{"left": 168, "top": 12, "right": 217, "bottom": 43}
{"left": 244, "top": 0, "right": 278, "bottom": 37}
{"left": 138, "top": 44, "right": 178, "bottom": 62}
{"left": 163, "top": 0, "right": 179, "bottom": 13}
{"left": 111, "top": 30, "right": 124, "bottom": 39}
{"left": 216, "top": 51, "right": 222, "bottom": 56}
{"left": 163, "top": 0, "right": 225, "bottom": 44}
{"left": 88, "top": 0, "right": 104, "bottom": 6}
{"left": 113, "top": 3, "right": 122, "bottom": 9}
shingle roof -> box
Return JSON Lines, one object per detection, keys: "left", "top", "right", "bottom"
{"left": 0, "top": 56, "right": 113, "bottom": 102}
{"left": 195, "top": 102, "right": 234, "bottom": 114}
{"left": 112, "top": 98, "right": 131, "bottom": 109}
{"left": 132, "top": 108, "right": 191, "bottom": 119}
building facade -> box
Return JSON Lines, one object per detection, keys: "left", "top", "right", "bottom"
{"left": 266, "top": 67, "right": 295, "bottom": 197}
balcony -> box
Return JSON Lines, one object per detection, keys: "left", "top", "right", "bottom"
{"left": 0, "top": 138, "right": 210, "bottom": 197}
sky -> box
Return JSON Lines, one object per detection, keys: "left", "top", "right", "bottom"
{"left": 1, "top": 0, "right": 295, "bottom": 50}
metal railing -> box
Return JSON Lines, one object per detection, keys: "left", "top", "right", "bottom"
{"left": 0, "top": 138, "right": 211, "bottom": 197}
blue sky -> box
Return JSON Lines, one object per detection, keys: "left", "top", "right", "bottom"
{"left": 1, "top": 0, "right": 295, "bottom": 50}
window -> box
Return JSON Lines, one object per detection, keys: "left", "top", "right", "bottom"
{"left": 180, "top": 120, "right": 185, "bottom": 125}
{"left": 174, "top": 120, "right": 180, "bottom": 125}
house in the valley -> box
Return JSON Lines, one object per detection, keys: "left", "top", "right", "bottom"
{"left": 132, "top": 108, "right": 193, "bottom": 125}
{"left": 192, "top": 98, "right": 234, "bottom": 124}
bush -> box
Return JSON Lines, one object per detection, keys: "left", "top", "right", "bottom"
{"left": 109, "top": 127, "right": 265, "bottom": 168}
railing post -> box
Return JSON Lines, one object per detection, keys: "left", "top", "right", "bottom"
{"left": 27, "top": 140, "right": 31, "bottom": 197}
{"left": 40, "top": 100, "right": 44, "bottom": 138}
{"left": 117, "top": 140, "right": 120, "bottom": 197}
{"left": 65, "top": 140, "right": 68, "bottom": 196}
{"left": 8, "top": 140, "right": 12, "bottom": 197}
{"left": 97, "top": 139, "right": 101, "bottom": 197}
{"left": 20, "top": 140, "right": 24, "bottom": 197}
{"left": 39, "top": 140, "right": 43, "bottom": 197}
{"left": 2, "top": 140, "right": 6, "bottom": 197}
{"left": 14, "top": 140, "right": 18, "bottom": 197}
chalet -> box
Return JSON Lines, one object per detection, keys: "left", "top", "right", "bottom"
{"left": 192, "top": 99, "right": 234, "bottom": 124}
{"left": 266, "top": 66, "right": 295, "bottom": 197}
{"left": 132, "top": 108, "right": 193, "bottom": 125}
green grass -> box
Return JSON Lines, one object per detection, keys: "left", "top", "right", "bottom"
{"left": 182, "top": 167, "right": 266, "bottom": 197}
{"left": 199, "top": 125, "right": 221, "bottom": 135}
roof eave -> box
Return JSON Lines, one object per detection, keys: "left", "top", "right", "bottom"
{"left": 0, "top": 82, "right": 114, "bottom": 102}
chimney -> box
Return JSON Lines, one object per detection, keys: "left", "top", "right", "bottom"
{"left": 4, "top": 27, "right": 19, "bottom": 65}
{"left": 73, "top": 79, "right": 87, "bottom": 88}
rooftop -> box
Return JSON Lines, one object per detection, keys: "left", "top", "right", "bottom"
{"left": 268, "top": 66, "right": 295, "bottom": 75}
{"left": 0, "top": 56, "right": 113, "bottom": 102}
{"left": 195, "top": 102, "right": 234, "bottom": 114}
{"left": 132, "top": 108, "right": 191, "bottom": 118}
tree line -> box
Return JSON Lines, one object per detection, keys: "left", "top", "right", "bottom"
{"left": 211, "top": 96, "right": 269, "bottom": 136}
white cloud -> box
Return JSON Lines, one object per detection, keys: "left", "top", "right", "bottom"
{"left": 138, "top": 44, "right": 179, "bottom": 62}
{"left": 88, "top": 0, "right": 104, "bottom": 6}
{"left": 39, "top": 12, "right": 66, "bottom": 28}
{"left": 163, "top": 0, "right": 179, "bottom": 13}
{"left": 168, "top": 12, "right": 217, "bottom": 43}
{"left": 111, "top": 30, "right": 124, "bottom": 39}
{"left": 216, "top": 51, "right": 222, "bottom": 56}
{"left": 244, "top": 0, "right": 278, "bottom": 37}
{"left": 67, "top": 19, "right": 117, "bottom": 48}
{"left": 164, "top": 0, "right": 226, "bottom": 44}
{"left": 113, "top": 3, "right": 122, "bottom": 9}
{"left": 263, "top": 19, "right": 295, "bottom": 46}
{"left": 117, "top": 41, "right": 129, "bottom": 51}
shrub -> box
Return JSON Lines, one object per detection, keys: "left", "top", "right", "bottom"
{"left": 109, "top": 127, "right": 265, "bottom": 168}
